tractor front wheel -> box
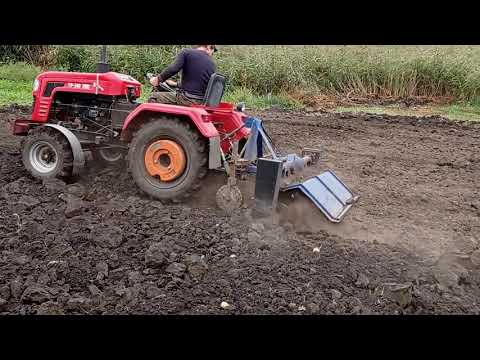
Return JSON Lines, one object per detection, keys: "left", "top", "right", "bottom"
{"left": 128, "top": 118, "right": 207, "bottom": 201}
{"left": 21, "top": 128, "right": 74, "bottom": 179}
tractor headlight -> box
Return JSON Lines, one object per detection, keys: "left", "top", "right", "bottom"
{"left": 236, "top": 102, "right": 246, "bottom": 112}
{"left": 33, "top": 79, "right": 40, "bottom": 92}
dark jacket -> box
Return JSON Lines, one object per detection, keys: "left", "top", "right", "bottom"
{"left": 158, "top": 48, "right": 216, "bottom": 97}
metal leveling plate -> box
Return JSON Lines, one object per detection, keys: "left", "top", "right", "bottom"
{"left": 282, "top": 170, "right": 358, "bottom": 223}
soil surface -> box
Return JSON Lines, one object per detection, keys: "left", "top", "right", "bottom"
{"left": 1, "top": 104, "right": 480, "bottom": 315}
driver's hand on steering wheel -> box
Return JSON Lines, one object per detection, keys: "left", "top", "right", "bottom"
{"left": 149, "top": 76, "right": 159, "bottom": 87}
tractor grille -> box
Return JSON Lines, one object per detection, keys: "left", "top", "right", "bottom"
{"left": 38, "top": 98, "right": 50, "bottom": 118}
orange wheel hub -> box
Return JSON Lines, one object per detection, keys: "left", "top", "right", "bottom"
{"left": 144, "top": 140, "right": 186, "bottom": 182}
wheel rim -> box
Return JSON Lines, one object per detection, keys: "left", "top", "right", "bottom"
{"left": 144, "top": 140, "right": 186, "bottom": 182}
{"left": 29, "top": 141, "right": 58, "bottom": 174}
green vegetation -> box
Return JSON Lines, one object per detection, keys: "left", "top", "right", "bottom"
{"left": 223, "top": 87, "right": 301, "bottom": 110}
{"left": 0, "top": 80, "right": 34, "bottom": 106}
{"left": 0, "top": 63, "right": 40, "bottom": 106}
{"left": 139, "top": 84, "right": 300, "bottom": 109}
{"left": 49, "top": 45, "right": 480, "bottom": 102}
{"left": 0, "top": 62, "right": 40, "bottom": 82}
{"left": 3, "top": 46, "right": 480, "bottom": 116}
{"left": 441, "top": 101, "right": 480, "bottom": 121}
{"left": 0, "top": 59, "right": 302, "bottom": 110}
{"left": 337, "top": 103, "right": 480, "bottom": 122}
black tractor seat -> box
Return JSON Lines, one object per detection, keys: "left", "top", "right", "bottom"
{"left": 201, "top": 73, "right": 226, "bottom": 107}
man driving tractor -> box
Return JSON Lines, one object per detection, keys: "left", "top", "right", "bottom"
{"left": 148, "top": 45, "right": 218, "bottom": 106}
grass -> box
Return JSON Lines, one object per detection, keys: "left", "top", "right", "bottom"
{"left": 0, "top": 80, "right": 34, "bottom": 106}
{"left": 0, "top": 62, "right": 41, "bottom": 82}
{"left": 442, "top": 102, "right": 480, "bottom": 121}
{"left": 0, "top": 62, "right": 40, "bottom": 106}
{"left": 336, "top": 103, "right": 480, "bottom": 122}
{"left": 223, "top": 87, "right": 301, "bottom": 110}
{"left": 0, "top": 62, "right": 39, "bottom": 106}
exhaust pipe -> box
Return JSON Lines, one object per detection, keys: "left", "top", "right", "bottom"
{"left": 97, "top": 45, "right": 110, "bottom": 73}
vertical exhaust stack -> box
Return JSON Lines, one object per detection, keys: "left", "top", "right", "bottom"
{"left": 97, "top": 45, "right": 110, "bottom": 73}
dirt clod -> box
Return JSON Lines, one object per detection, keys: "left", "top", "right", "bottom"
{"left": 433, "top": 268, "right": 459, "bottom": 289}
{"left": 66, "top": 297, "right": 91, "bottom": 311}
{"left": 10, "top": 278, "right": 23, "bottom": 299}
{"left": 0, "top": 298, "right": 7, "bottom": 311}
{"left": 145, "top": 243, "right": 168, "bottom": 268}
{"left": 18, "top": 196, "right": 40, "bottom": 208}
{"left": 92, "top": 226, "right": 124, "bottom": 248}
{"left": 127, "top": 271, "right": 142, "bottom": 286}
{"left": 0, "top": 285, "right": 11, "bottom": 300}
{"left": 185, "top": 255, "right": 208, "bottom": 281}
{"left": 331, "top": 289, "right": 342, "bottom": 300}
{"left": 14, "top": 254, "right": 30, "bottom": 266}
{"left": 36, "top": 301, "right": 65, "bottom": 315}
{"left": 307, "top": 302, "right": 320, "bottom": 313}
{"left": 165, "top": 262, "right": 187, "bottom": 277}
{"left": 43, "top": 178, "right": 66, "bottom": 192}
{"left": 355, "top": 274, "right": 370, "bottom": 288}
{"left": 471, "top": 250, "right": 480, "bottom": 267}
{"left": 66, "top": 184, "right": 86, "bottom": 198}
{"left": 146, "top": 286, "right": 162, "bottom": 299}
{"left": 385, "top": 283, "right": 413, "bottom": 308}
{"left": 95, "top": 261, "right": 109, "bottom": 280}
{"left": 251, "top": 222, "right": 265, "bottom": 232}
{"left": 88, "top": 285, "right": 102, "bottom": 297}
{"left": 21, "top": 285, "right": 52, "bottom": 304}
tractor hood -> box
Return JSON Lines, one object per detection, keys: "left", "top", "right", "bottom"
{"left": 34, "top": 71, "right": 142, "bottom": 98}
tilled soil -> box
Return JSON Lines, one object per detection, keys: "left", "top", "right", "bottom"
{"left": 1, "top": 105, "right": 480, "bottom": 315}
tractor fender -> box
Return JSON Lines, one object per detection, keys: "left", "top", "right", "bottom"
{"left": 43, "top": 124, "right": 85, "bottom": 175}
{"left": 122, "top": 103, "right": 219, "bottom": 138}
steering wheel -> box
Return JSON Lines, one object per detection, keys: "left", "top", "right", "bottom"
{"left": 158, "top": 82, "right": 175, "bottom": 92}
{"left": 146, "top": 72, "right": 177, "bottom": 93}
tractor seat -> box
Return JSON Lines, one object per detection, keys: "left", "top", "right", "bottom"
{"left": 202, "top": 73, "right": 226, "bottom": 107}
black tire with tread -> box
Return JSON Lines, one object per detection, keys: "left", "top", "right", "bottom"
{"left": 21, "top": 127, "right": 74, "bottom": 179}
{"left": 91, "top": 148, "right": 126, "bottom": 166}
{"left": 127, "top": 117, "right": 208, "bottom": 202}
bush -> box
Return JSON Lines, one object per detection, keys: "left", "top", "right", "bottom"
{"left": 54, "top": 46, "right": 90, "bottom": 72}
{"left": 53, "top": 45, "right": 184, "bottom": 80}
{"left": 0, "top": 45, "right": 54, "bottom": 67}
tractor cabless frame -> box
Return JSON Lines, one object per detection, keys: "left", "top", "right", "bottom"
{"left": 12, "top": 51, "right": 358, "bottom": 222}
{"left": 13, "top": 70, "right": 247, "bottom": 175}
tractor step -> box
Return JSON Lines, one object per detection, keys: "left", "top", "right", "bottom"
{"left": 282, "top": 170, "right": 359, "bottom": 223}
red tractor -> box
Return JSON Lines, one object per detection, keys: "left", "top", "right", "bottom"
{"left": 12, "top": 47, "right": 358, "bottom": 221}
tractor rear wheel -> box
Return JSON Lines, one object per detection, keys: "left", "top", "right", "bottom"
{"left": 21, "top": 127, "right": 74, "bottom": 179}
{"left": 128, "top": 118, "right": 207, "bottom": 201}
